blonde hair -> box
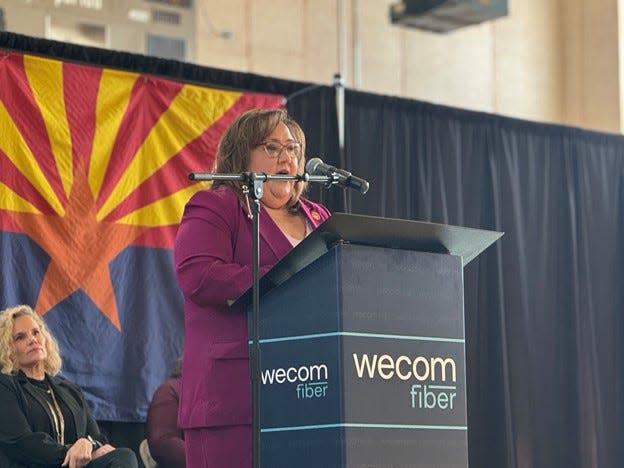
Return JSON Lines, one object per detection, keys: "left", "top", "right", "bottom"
{"left": 213, "top": 108, "right": 307, "bottom": 209}
{"left": 0, "top": 305, "right": 62, "bottom": 376}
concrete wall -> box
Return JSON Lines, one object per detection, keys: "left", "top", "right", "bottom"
{"left": 194, "top": 0, "right": 623, "bottom": 134}
{"left": 562, "top": 0, "right": 620, "bottom": 133}
{"left": 0, "top": 0, "right": 621, "bottom": 133}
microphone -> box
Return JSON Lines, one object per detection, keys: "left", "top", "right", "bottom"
{"left": 305, "top": 157, "right": 370, "bottom": 194}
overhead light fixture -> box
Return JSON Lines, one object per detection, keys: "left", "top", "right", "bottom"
{"left": 390, "top": 0, "right": 508, "bottom": 33}
{"left": 128, "top": 8, "right": 150, "bottom": 23}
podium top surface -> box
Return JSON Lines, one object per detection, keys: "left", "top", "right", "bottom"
{"left": 232, "top": 212, "right": 503, "bottom": 308}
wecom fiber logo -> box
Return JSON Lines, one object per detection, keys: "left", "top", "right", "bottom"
{"left": 352, "top": 353, "right": 458, "bottom": 410}
{"left": 262, "top": 363, "right": 329, "bottom": 400}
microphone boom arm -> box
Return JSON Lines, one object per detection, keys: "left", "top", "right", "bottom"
{"left": 188, "top": 171, "right": 341, "bottom": 186}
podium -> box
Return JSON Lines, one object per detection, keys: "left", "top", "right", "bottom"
{"left": 235, "top": 213, "right": 503, "bottom": 468}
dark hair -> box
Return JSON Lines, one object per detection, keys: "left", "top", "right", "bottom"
{"left": 212, "top": 108, "right": 307, "bottom": 208}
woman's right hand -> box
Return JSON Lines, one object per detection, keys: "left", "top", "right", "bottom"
{"left": 92, "top": 444, "right": 115, "bottom": 459}
{"left": 62, "top": 438, "right": 92, "bottom": 468}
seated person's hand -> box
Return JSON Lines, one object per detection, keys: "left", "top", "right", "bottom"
{"left": 62, "top": 438, "right": 92, "bottom": 468}
{"left": 92, "top": 444, "right": 115, "bottom": 459}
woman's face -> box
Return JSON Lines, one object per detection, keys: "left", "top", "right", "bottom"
{"left": 11, "top": 315, "right": 47, "bottom": 371}
{"left": 247, "top": 122, "right": 301, "bottom": 209}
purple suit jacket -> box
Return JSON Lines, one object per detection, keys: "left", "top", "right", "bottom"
{"left": 146, "top": 378, "right": 185, "bottom": 467}
{"left": 174, "top": 186, "right": 330, "bottom": 429}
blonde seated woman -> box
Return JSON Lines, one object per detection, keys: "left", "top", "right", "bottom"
{"left": 0, "top": 305, "right": 137, "bottom": 468}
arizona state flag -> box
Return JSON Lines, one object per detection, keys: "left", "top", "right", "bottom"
{"left": 0, "top": 50, "right": 283, "bottom": 420}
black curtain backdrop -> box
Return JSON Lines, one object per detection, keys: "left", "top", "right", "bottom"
{"left": 342, "top": 91, "right": 624, "bottom": 468}
{"left": 2, "top": 31, "right": 624, "bottom": 468}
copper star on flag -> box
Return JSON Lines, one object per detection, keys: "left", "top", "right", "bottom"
{"left": 0, "top": 51, "right": 284, "bottom": 329}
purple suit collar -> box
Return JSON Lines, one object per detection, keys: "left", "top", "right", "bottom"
{"left": 248, "top": 197, "right": 329, "bottom": 260}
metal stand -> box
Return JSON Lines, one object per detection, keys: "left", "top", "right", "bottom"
{"left": 247, "top": 174, "right": 263, "bottom": 468}
{"left": 189, "top": 171, "right": 335, "bottom": 468}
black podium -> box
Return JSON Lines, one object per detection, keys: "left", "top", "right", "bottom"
{"left": 236, "top": 213, "right": 502, "bottom": 468}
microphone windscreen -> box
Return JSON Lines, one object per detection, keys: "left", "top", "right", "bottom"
{"left": 305, "top": 157, "right": 324, "bottom": 174}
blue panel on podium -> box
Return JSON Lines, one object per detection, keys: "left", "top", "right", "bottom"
{"left": 255, "top": 243, "right": 469, "bottom": 467}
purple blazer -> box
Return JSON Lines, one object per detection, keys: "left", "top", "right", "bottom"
{"left": 146, "top": 378, "right": 185, "bottom": 467}
{"left": 174, "top": 186, "right": 330, "bottom": 429}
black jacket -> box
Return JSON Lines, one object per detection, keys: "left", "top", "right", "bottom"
{"left": 0, "top": 371, "right": 106, "bottom": 467}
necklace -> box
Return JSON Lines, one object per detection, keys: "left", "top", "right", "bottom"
{"left": 46, "top": 385, "right": 65, "bottom": 445}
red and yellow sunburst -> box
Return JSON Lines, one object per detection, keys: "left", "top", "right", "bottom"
{"left": 0, "top": 51, "right": 283, "bottom": 329}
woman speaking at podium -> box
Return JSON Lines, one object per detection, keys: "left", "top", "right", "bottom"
{"left": 174, "top": 108, "right": 330, "bottom": 467}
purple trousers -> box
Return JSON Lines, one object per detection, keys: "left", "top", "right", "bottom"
{"left": 185, "top": 425, "right": 251, "bottom": 468}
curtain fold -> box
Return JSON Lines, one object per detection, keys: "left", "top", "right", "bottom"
{"left": 344, "top": 90, "right": 624, "bottom": 468}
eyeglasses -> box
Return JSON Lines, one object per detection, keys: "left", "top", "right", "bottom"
{"left": 257, "top": 141, "right": 302, "bottom": 162}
